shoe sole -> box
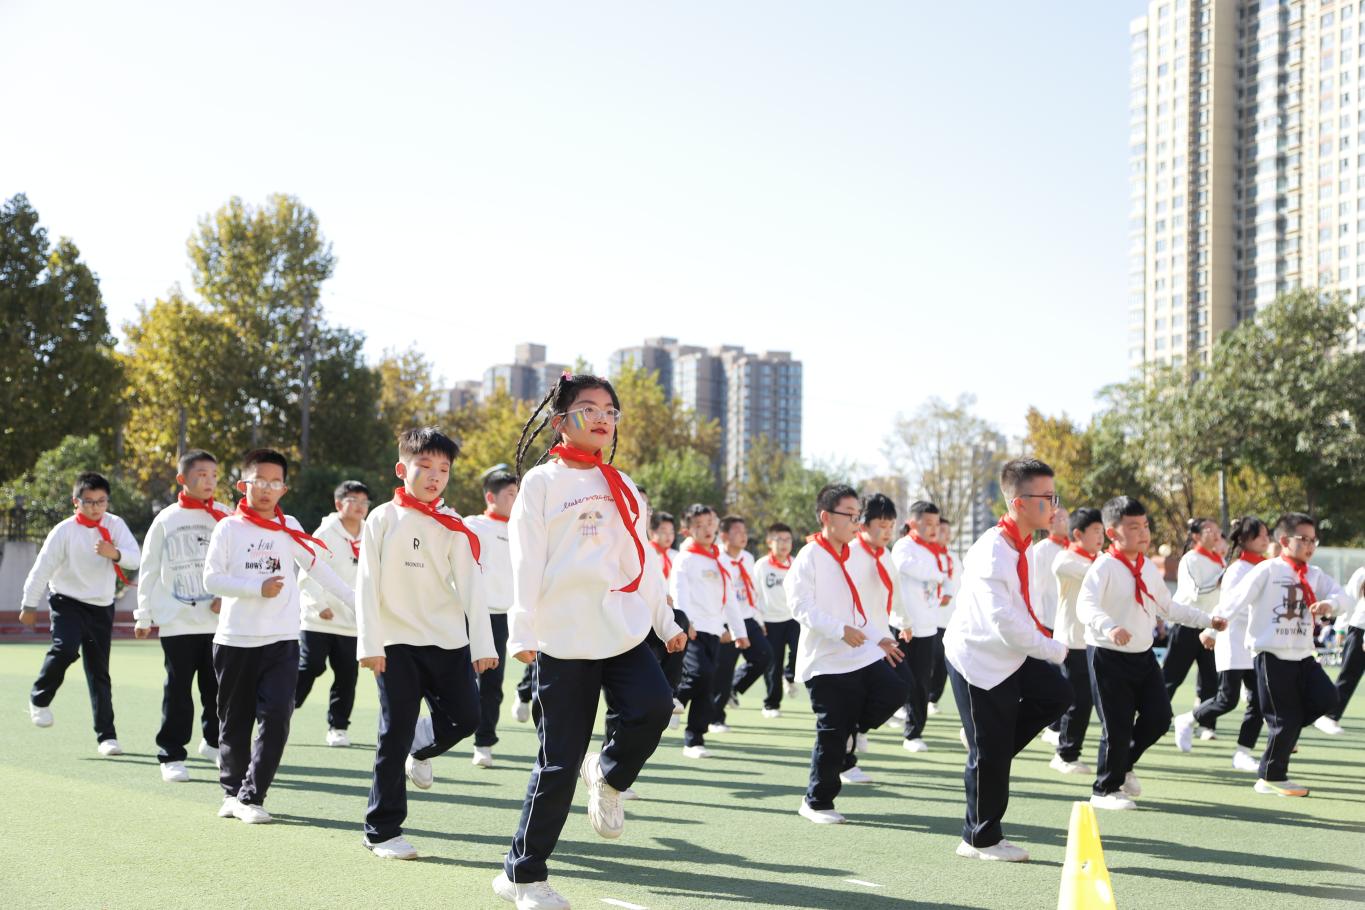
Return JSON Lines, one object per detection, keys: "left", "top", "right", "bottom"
{"left": 955, "top": 844, "right": 1026, "bottom": 862}
{"left": 1255, "top": 783, "right": 1309, "bottom": 797}
{"left": 364, "top": 841, "right": 418, "bottom": 860}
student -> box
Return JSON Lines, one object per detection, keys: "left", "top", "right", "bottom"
{"left": 754, "top": 523, "right": 797, "bottom": 717}
{"left": 294, "top": 480, "right": 369, "bottom": 748}
{"left": 943, "top": 459, "right": 1070, "bottom": 861}
{"left": 494, "top": 373, "right": 685, "bottom": 910}
{"left": 134, "top": 450, "right": 228, "bottom": 781}
{"left": 890, "top": 501, "right": 946, "bottom": 751}
{"left": 1032, "top": 507, "right": 1070, "bottom": 634}
{"left": 21, "top": 471, "right": 141, "bottom": 755}
{"left": 1214, "top": 513, "right": 1350, "bottom": 796}
{"left": 204, "top": 449, "right": 354, "bottom": 825}
{"left": 645, "top": 509, "right": 691, "bottom": 727}
{"left": 1176, "top": 517, "right": 1270, "bottom": 770}
{"left": 1047, "top": 507, "right": 1104, "bottom": 776}
{"left": 355, "top": 428, "right": 497, "bottom": 858}
{"left": 789, "top": 483, "right": 907, "bottom": 825}
{"left": 673, "top": 503, "right": 750, "bottom": 758}
{"left": 1319, "top": 561, "right": 1365, "bottom": 735}
{"left": 465, "top": 469, "right": 518, "bottom": 768}
{"left": 1162, "top": 517, "right": 1226, "bottom": 738}
{"left": 710, "top": 515, "right": 772, "bottom": 731}
{"left": 1076, "top": 496, "right": 1226, "bottom": 811}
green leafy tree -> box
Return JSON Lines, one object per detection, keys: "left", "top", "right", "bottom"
{"left": 0, "top": 435, "right": 151, "bottom": 539}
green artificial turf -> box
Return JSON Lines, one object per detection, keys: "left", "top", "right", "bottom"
{"left": 2, "top": 641, "right": 1362, "bottom": 909}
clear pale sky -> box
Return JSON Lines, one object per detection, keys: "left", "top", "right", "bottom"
{"left": 3, "top": 1, "right": 1144, "bottom": 473}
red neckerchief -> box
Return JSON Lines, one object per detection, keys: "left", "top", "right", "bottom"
{"left": 348, "top": 539, "right": 360, "bottom": 560}
{"left": 857, "top": 536, "right": 894, "bottom": 615}
{"left": 651, "top": 541, "right": 672, "bottom": 579}
{"left": 684, "top": 540, "right": 730, "bottom": 604}
{"left": 177, "top": 491, "right": 229, "bottom": 522}
{"left": 483, "top": 509, "right": 509, "bottom": 523}
{"left": 812, "top": 532, "right": 867, "bottom": 626}
{"left": 392, "top": 487, "right": 481, "bottom": 565}
{"left": 1238, "top": 551, "right": 1266, "bottom": 565}
{"left": 1193, "top": 545, "right": 1225, "bottom": 568}
{"left": 996, "top": 516, "right": 1050, "bottom": 636}
{"left": 728, "top": 552, "right": 756, "bottom": 607}
{"left": 1110, "top": 549, "right": 1156, "bottom": 613}
{"left": 234, "top": 500, "right": 330, "bottom": 566}
{"left": 942, "top": 548, "right": 954, "bottom": 579}
{"left": 1281, "top": 554, "right": 1317, "bottom": 607}
{"left": 768, "top": 554, "right": 792, "bottom": 571}
{"left": 74, "top": 513, "right": 131, "bottom": 583}
{"left": 1067, "top": 542, "right": 1097, "bottom": 563}
{"left": 550, "top": 444, "right": 644, "bottom": 593}
{"left": 909, "top": 530, "right": 946, "bottom": 596}
{"left": 1048, "top": 534, "right": 1069, "bottom": 546}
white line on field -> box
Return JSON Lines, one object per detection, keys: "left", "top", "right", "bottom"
{"left": 844, "top": 879, "right": 883, "bottom": 888}
{"left": 601, "top": 899, "right": 648, "bottom": 909}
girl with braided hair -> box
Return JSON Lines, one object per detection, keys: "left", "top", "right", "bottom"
{"left": 494, "top": 373, "right": 686, "bottom": 910}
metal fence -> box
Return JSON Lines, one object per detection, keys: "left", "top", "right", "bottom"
{"left": 0, "top": 503, "right": 66, "bottom": 543}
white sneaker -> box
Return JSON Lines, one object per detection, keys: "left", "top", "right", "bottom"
{"left": 1254, "top": 777, "right": 1309, "bottom": 797}
{"left": 217, "top": 796, "right": 241, "bottom": 818}
{"left": 839, "top": 766, "right": 873, "bottom": 784}
{"left": 682, "top": 745, "right": 711, "bottom": 759}
{"left": 955, "top": 838, "right": 1028, "bottom": 862}
{"left": 579, "top": 752, "right": 624, "bottom": 839}
{"left": 667, "top": 714, "right": 680, "bottom": 730}
{"left": 1198, "top": 726, "right": 1218, "bottom": 741}
{"left": 197, "top": 739, "right": 221, "bottom": 768}
{"left": 855, "top": 732, "right": 870, "bottom": 753}
{"left": 512, "top": 700, "right": 532, "bottom": 724}
{"left": 364, "top": 834, "right": 418, "bottom": 859}
{"left": 708, "top": 723, "right": 731, "bottom": 734}
{"left": 406, "top": 753, "right": 434, "bottom": 790}
{"left": 326, "top": 728, "right": 351, "bottom": 747}
{"left": 1090, "top": 792, "right": 1138, "bottom": 811}
{"left": 620, "top": 787, "right": 639, "bottom": 800}
{"left": 232, "top": 801, "right": 272, "bottom": 824}
{"left": 1314, "top": 716, "right": 1345, "bottom": 736}
{"left": 671, "top": 698, "right": 685, "bottom": 716}
{"left": 1174, "top": 712, "right": 1196, "bottom": 753}
{"left": 1049, "top": 754, "right": 1092, "bottom": 775}
{"left": 472, "top": 746, "right": 495, "bottom": 768}
{"left": 1232, "top": 747, "right": 1261, "bottom": 773}
{"left": 903, "top": 737, "right": 929, "bottom": 753}
{"left": 784, "top": 680, "right": 799, "bottom": 698}
{"left": 761, "top": 708, "right": 781, "bottom": 719}
{"left": 893, "top": 706, "right": 908, "bottom": 721}
{"left": 1041, "top": 728, "right": 1060, "bottom": 747}
{"left": 492, "top": 872, "right": 571, "bottom": 910}
{"left": 798, "top": 801, "right": 846, "bottom": 824}
{"left": 28, "top": 702, "right": 53, "bottom": 728}
{"left": 959, "top": 726, "right": 970, "bottom": 749}
{"left": 160, "top": 761, "right": 190, "bottom": 783}
{"left": 97, "top": 739, "right": 123, "bottom": 756}
{"left": 1121, "top": 771, "right": 1142, "bottom": 798}
{"left": 927, "top": 701, "right": 941, "bottom": 716}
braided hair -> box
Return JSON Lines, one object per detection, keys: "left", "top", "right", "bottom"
{"left": 1226, "top": 516, "right": 1268, "bottom": 562}
{"left": 514, "top": 372, "right": 622, "bottom": 479}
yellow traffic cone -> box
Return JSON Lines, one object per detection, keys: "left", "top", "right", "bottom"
{"left": 1057, "top": 801, "right": 1117, "bottom": 909}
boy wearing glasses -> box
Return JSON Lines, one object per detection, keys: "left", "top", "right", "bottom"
{"left": 294, "top": 480, "right": 371, "bottom": 748}
{"left": 943, "top": 460, "right": 1070, "bottom": 862}
{"left": 203, "top": 449, "right": 355, "bottom": 824}
{"left": 1213, "top": 513, "right": 1350, "bottom": 797}
{"left": 21, "top": 471, "right": 141, "bottom": 755}
{"left": 1076, "top": 496, "right": 1226, "bottom": 811}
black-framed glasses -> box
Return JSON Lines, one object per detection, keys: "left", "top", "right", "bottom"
{"left": 78, "top": 498, "right": 109, "bottom": 507}
{"left": 1018, "top": 493, "right": 1061, "bottom": 507}
{"left": 829, "top": 510, "right": 860, "bottom": 521}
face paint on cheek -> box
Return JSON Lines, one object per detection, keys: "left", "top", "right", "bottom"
{"left": 568, "top": 410, "right": 589, "bottom": 430}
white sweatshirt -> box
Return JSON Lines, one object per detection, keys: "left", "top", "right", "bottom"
{"left": 754, "top": 554, "right": 792, "bottom": 622}
{"left": 23, "top": 513, "right": 141, "bottom": 609}
{"left": 1051, "top": 547, "right": 1096, "bottom": 650}
{"left": 465, "top": 513, "right": 513, "bottom": 614}
{"left": 1205, "top": 555, "right": 1261, "bottom": 671}
{"left": 1172, "top": 549, "right": 1226, "bottom": 627}
{"left": 672, "top": 542, "right": 748, "bottom": 637}
{"left": 204, "top": 512, "right": 353, "bottom": 648}
{"left": 1076, "top": 551, "right": 1212, "bottom": 654}
{"left": 786, "top": 537, "right": 892, "bottom": 682}
{"left": 1343, "top": 567, "right": 1365, "bottom": 630}
{"left": 299, "top": 513, "right": 360, "bottom": 636}
{"left": 356, "top": 499, "right": 495, "bottom": 662}
{"left": 1215, "top": 557, "right": 1351, "bottom": 661}
{"left": 724, "top": 548, "right": 759, "bottom": 624}
{"left": 1032, "top": 536, "right": 1067, "bottom": 629}
{"left": 890, "top": 535, "right": 944, "bottom": 637}
{"left": 134, "top": 501, "right": 224, "bottom": 637}
{"left": 943, "top": 527, "right": 1066, "bottom": 690}
{"left": 848, "top": 539, "right": 901, "bottom": 632}
{"left": 937, "top": 552, "right": 959, "bottom": 629}
{"left": 506, "top": 462, "right": 680, "bottom": 660}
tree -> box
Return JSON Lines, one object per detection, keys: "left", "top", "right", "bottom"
{"left": 376, "top": 346, "right": 443, "bottom": 438}
{"left": 441, "top": 388, "right": 535, "bottom": 514}
{"left": 0, "top": 194, "right": 120, "bottom": 481}
{"left": 728, "top": 436, "right": 855, "bottom": 547}
{"left": 1022, "top": 408, "right": 1094, "bottom": 508}
{"left": 0, "top": 435, "right": 151, "bottom": 540}
{"left": 610, "top": 364, "right": 721, "bottom": 475}
{"left": 883, "top": 394, "right": 1005, "bottom": 532}
{"left": 633, "top": 449, "right": 724, "bottom": 524}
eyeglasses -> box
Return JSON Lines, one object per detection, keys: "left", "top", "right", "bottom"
{"left": 340, "top": 498, "right": 370, "bottom": 508}
{"left": 244, "top": 479, "right": 287, "bottom": 492}
{"left": 828, "top": 510, "right": 860, "bottom": 522}
{"left": 1018, "top": 493, "right": 1061, "bottom": 507}
{"left": 566, "top": 405, "right": 621, "bottom": 426}
{"left": 79, "top": 498, "right": 109, "bottom": 507}
{"left": 1288, "top": 535, "right": 1319, "bottom": 546}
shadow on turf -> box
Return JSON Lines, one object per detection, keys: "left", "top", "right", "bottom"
{"left": 1117, "top": 864, "right": 1365, "bottom": 904}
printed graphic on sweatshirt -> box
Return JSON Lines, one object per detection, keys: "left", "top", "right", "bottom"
{"left": 244, "top": 539, "right": 282, "bottom": 575}
{"left": 164, "top": 524, "right": 215, "bottom": 604}
{"left": 1272, "top": 579, "right": 1312, "bottom": 631}
{"left": 578, "top": 510, "right": 604, "bottom": 537}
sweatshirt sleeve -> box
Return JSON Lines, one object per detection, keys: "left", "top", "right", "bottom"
{"left": 134, "top": 516, "right": 166, "bottom": 628}
{"left": 506, "top": 473, "right": 547, "bottom": 657}
{"left": 1154, "top": 568, "right": 1212, "bottom": 627}
{"left": 1076, "top": 562, "right": 1120, "bottom": 640}
{"left": 1053, "top": 551, "right": 1088, "bottom": 582}
{"left": 640, "top": 516, "right": 682, "bottom": 642}
{"left": 1312, "top": 569, "right": 1352, "bottom": 614}
{"left": 455, "top": 529, "right": 495, "bottom": 662}
{"left": 787, "top": 553, "right": 846, "bottom": 642}
{"left": 111, "top": 516, "right": 141, "bottom": 572}
{"left": 980, "top": 550, "right": 1065, "bottom": 663}
{"left": 1215, "top": 561, "right": 1270, "bottom": 624}
{"left": 899, "top": 548, "right": 946, "bottom": 584}
{"left": 298, "top": 524, "right": 340, "bottom": 621}
{"left": 21, "top": 524, "right": 65, "bottom": 609}
{"left": 722, "top": 565, "right": 748, "bottom": 636}
{"left": 671, "top": 554, "right": 691, "bottom": 617}
{"left": 355, "top": 511, "right": 386, "bottom": 661}
{"left": 203, "top": 523, "right": 263, "bottom": 600}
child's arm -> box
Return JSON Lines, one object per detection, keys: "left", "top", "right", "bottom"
{"left": 639, "top": 511, "right": 684, "bottom": 647}
{"left": 1215, "top": 562, "right": 1268, "bottom": 624}
{"left": 722, "top": 569, "right": 750, "bottom": 647}
{"left": 506, "top": 474, "right": 547, "bottom": 662}
{"left": 355, "top": 514, "right": 387, "bottom": 670}
{"left": 19, "top": 525, "right": 65, "bottom": 621}
{"left": 1155, "top": 572, "right": 1217, "bottom": 628}
{"left": 787, "top": 554, "right": 860, "bottom": 646}
{"left": 1076, "top": 563, "right": 1122, "bottom": 643}
{"left": 1053, "top": 551, "right": 1088, "bottom": 583}
{"left": 133, "top": 517, "right": 166, "bottom": 636}
{"left": 1311, "top": 570, "right": 1353, "bottom": 616}
{"left": 454, "top": 531, "right": 497, "bottom": 668}
{"left": 299, "top": 526, "right": 341, "bottom": 622}
{"left": 203, "top": 523, "right": 267, "bottom": 600}
{"left": 980, "top": 551, "right": 1066, "bottom": 663}
{"left": 110, "top": 516, "right": 141, "bottom": 572}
